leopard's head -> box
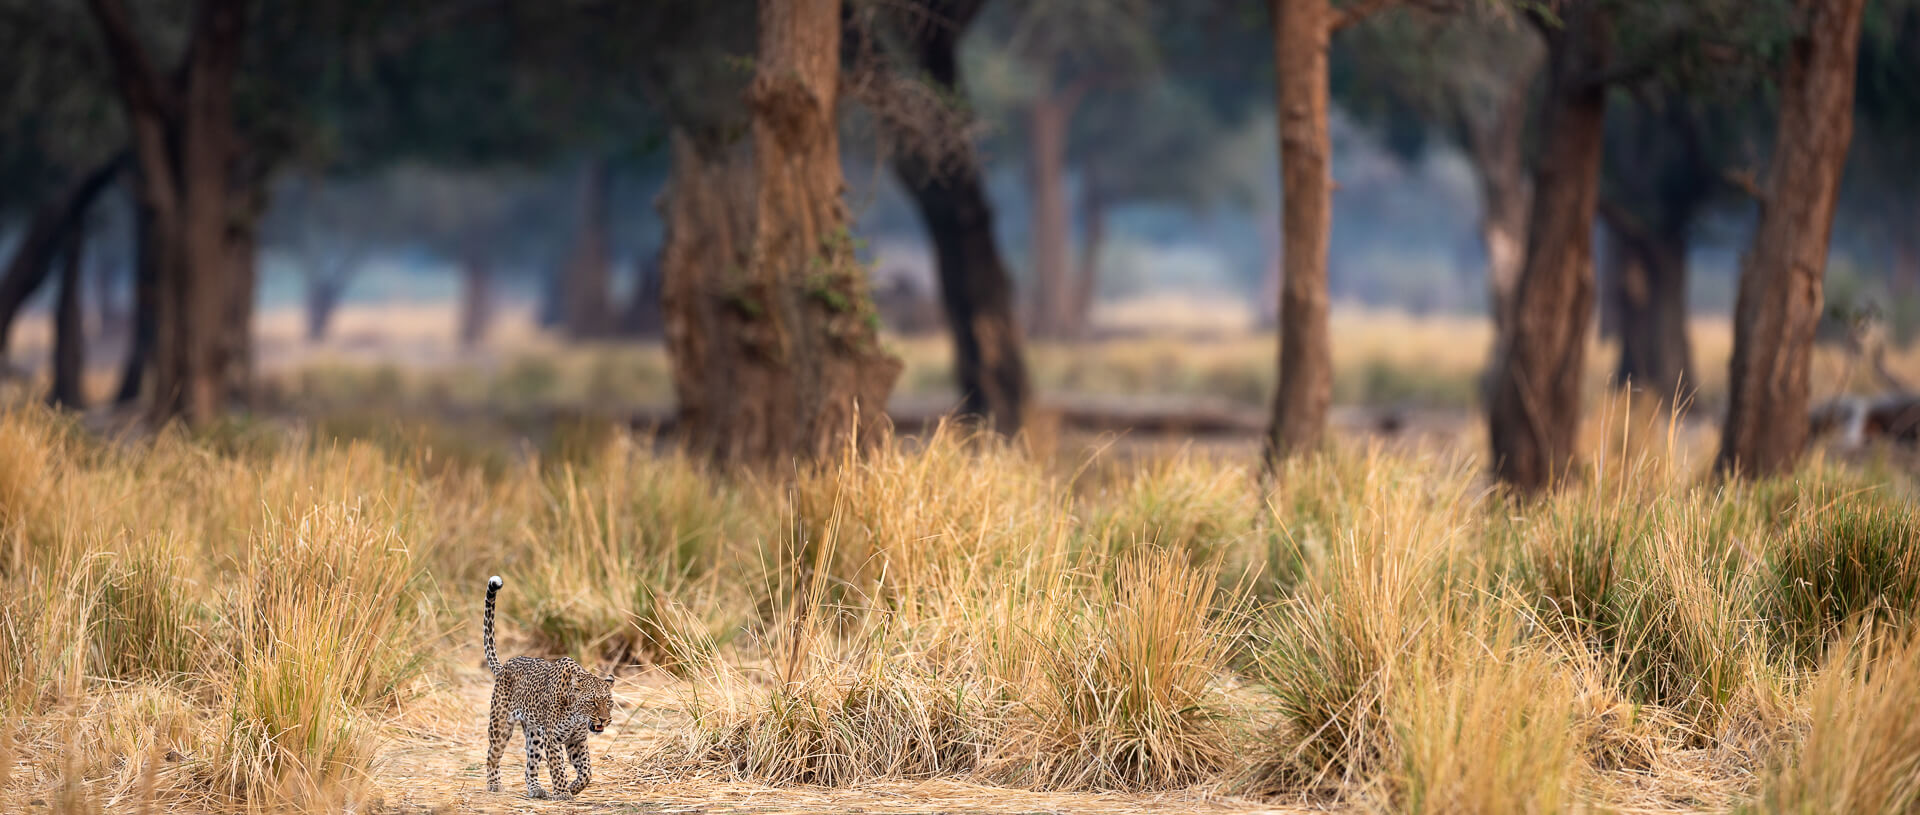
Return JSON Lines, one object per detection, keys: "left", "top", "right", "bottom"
{"left": 568, "top": 672, "right": 615, "bottom": 734}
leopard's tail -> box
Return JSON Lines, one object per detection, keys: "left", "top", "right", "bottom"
{"left": 484, "top": 575, "right": 503, "bottom": 675}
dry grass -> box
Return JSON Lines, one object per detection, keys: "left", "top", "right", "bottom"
{"left": 1, "top": 388, "right": 1918, "bottom": 812}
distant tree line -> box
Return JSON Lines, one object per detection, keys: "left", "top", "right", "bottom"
{"left": 0, "top": 0, "right": 1914, "bottom": 489}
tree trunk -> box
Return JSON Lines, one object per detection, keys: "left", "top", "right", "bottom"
{"left": 89, "top": 0, "right": 247, "bottom": 427}
{"left": 49, "top": 228, "right": 87, "bottom": 410}
{"left": 1462, "top": 59, "right": 1536, "bottom": 340}
{"left": 620, "top": 251, "right": 665, "bottom": 338}
{"left": 1256, "top": 211, "right": 1281, "bottom": 329}
{"left": 1265, "top": 0, "right": 1335, "bottom": 463}
{"left": 306, "top": 274, "right": 345, "bottom": 343}
{"left": 1069, "top": 176, "right": 1106, "bottom": 341}
{"left": 884, "top": 0, "right": 1030, "bottom": 436}
{"left": 563, "top": 156, "right": 613, "bottom": 339}
{"left": 0, "top": 154, "right": 123, "bottom": 362}
{"left": 1601, "top": 221, "right": 1693, "bottom": 407}
{"left": 217, "top": 173, "right": 263, "bottom": 408}
{"left": 662, "top": 0, "right": 902, "bottom": 469}
{"left": 1717, "top": 0, "right": 1867, "bottom": 478}
{"left": 1487, "top": 3, "right": 1609, "bottom": 493}
{"left": 458, "top": 252, "right": 491, "bottom": 348}
{"left": 1026, "top": 88, "right": 1075, "bottom": 338}
{"left": 115, "top": 205, "right": 156, "bottom": 406}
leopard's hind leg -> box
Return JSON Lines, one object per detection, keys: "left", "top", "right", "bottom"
{"left": 484, "top": 702, "right": 510, "bottom": 792}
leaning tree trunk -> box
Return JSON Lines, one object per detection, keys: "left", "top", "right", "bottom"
{"left": 1265, "top": 0, "right": 1335, "bottom": 464}
{"left": 1602, "top": 220, "right": 1693, "bottom": 408}
{"left": 884, "top": 0, "right": 1031, "bottom": 436}
{"left": 49, "top": 228, "right": 87, "bottom": 409}
{"left": 663, "top": 0, "right": 902, "bottom": 469}
{"left": 1717, "top": 0, "right": 1867, "bottom": 478}
{"left": 562, "top": 156, "right": 613, "bottom": 339}
{"left": 1026, "top": 88, "right": 1076, "bottom": 339}
{"left": 1487, "top": 2, "right": 1609, "bottom": 493}
{"left": 0, "top": 154, "right": 123, "bottom": 362}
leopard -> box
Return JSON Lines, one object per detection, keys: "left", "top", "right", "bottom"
{"left": 482, "top": 575, "right": 615, "bottom": 799}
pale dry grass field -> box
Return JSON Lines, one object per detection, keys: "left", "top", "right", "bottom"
{"left": 13, "top": 299, "right": 1915, "bottom": 421}
{"left": 2, "top": 386, "right": 1918, "bottom": 813}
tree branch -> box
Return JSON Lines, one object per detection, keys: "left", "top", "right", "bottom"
{"left": 84, "top": 0, "right": 180, "bottom": 120}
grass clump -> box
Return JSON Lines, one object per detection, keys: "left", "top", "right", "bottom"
{"left": 1755, "top": 628, "right": 1920, "bottom": 814}
{"left": 1764, "top": 494, "right": 1920, "bottom": 666}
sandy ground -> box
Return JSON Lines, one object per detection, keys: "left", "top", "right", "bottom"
{"left": 375, "top": 654, "right": 1302, "bottom": 815}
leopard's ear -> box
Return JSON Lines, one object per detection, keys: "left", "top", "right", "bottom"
{"left": 603, "top": 674, "right": 615, "bottom": 685}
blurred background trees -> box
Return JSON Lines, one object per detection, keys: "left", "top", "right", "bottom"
{"left": 0, "top": 0, "right": 1914, "bottom": 484}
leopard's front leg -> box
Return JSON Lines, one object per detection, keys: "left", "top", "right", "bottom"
{"left": 565, "top": 736, "right": 593, "bottom": 796}
{"left": 545, "top": 735, "right": 572, "bottom": 799}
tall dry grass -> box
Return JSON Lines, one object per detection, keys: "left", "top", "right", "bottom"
{"left": 2, "top": 398, "right": 1918, "bottom": 812}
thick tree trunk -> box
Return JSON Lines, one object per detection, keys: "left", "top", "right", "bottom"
{"left": 663, "top": 0, "right": 902, "bottom": 469}
{"left": 458, "top": 253, "right": 491, "bottom": 348}
{"left": 89, "top": 0, "right": 247, "bottom": 426}
{"left": 1601, "top": 222, "right": 1693, "bottom": 406}
{"left": 0, "top": 155, "right": 123, "bottom": 362}
{"left": 563, "top": 156, "right": 613, "bottom": 339}
{"left": 1487, "top": 3, "right": 1609, "bottom": 493}
{"left": 1069, "top": 178, "right": 1106, "bottom": 341}
{"left": 884, "top": 0, "right": 1030, "bottom": 436}
{"left": 49, "top": 229, "right": 86, "bottom": 410}
{"left": 1265, "top": 0, "right": 1335, "bottom": 463}
{"left": 661, "top": 133, "right": 753, "bottom": 452}
{"left": 1026, "top": 90, "right": 1075, "bottom": 338}
{"left": 1717, "top": 0, "right": 1867, "bottom": 478}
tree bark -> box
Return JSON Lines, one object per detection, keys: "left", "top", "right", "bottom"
{"left": 883, "top": 0, "right": 1030, "bottom": 436}
{"left": 563, "top": 156, "right": 613, "bottom": 339}
{"left": 1265, "top": 0, "right": 1335, "bottom": 463}
{"left": 1716, "top": 0, "right": 1867, "bottom": 478}
{"left": 1600, "top": 219, "right": 1693, "bottom": 406}
{"left": 1026, "top": 88, "right": 1076, "bottom": 338}
{"left": 88, "top": 0, "right": 248, "bottom": 426}
{"left": 0, "top": 154, "right": 124, "bottom": 362}
{"left": 1486, "top": 2, "right": 1609, "bottom": 493}
{"left": 48, "top": 228, "right": 87, "bottom": 410}
{"left": 662, "top": 0, "right": 902, "bottom": 469}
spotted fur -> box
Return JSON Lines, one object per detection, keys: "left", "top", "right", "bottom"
{"left": 483, "top": 576, "right": 614, "bottom": 799}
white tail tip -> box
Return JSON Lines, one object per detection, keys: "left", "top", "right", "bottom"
{"left": 489, "top": 575, "right": 503, "bottom": 588}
